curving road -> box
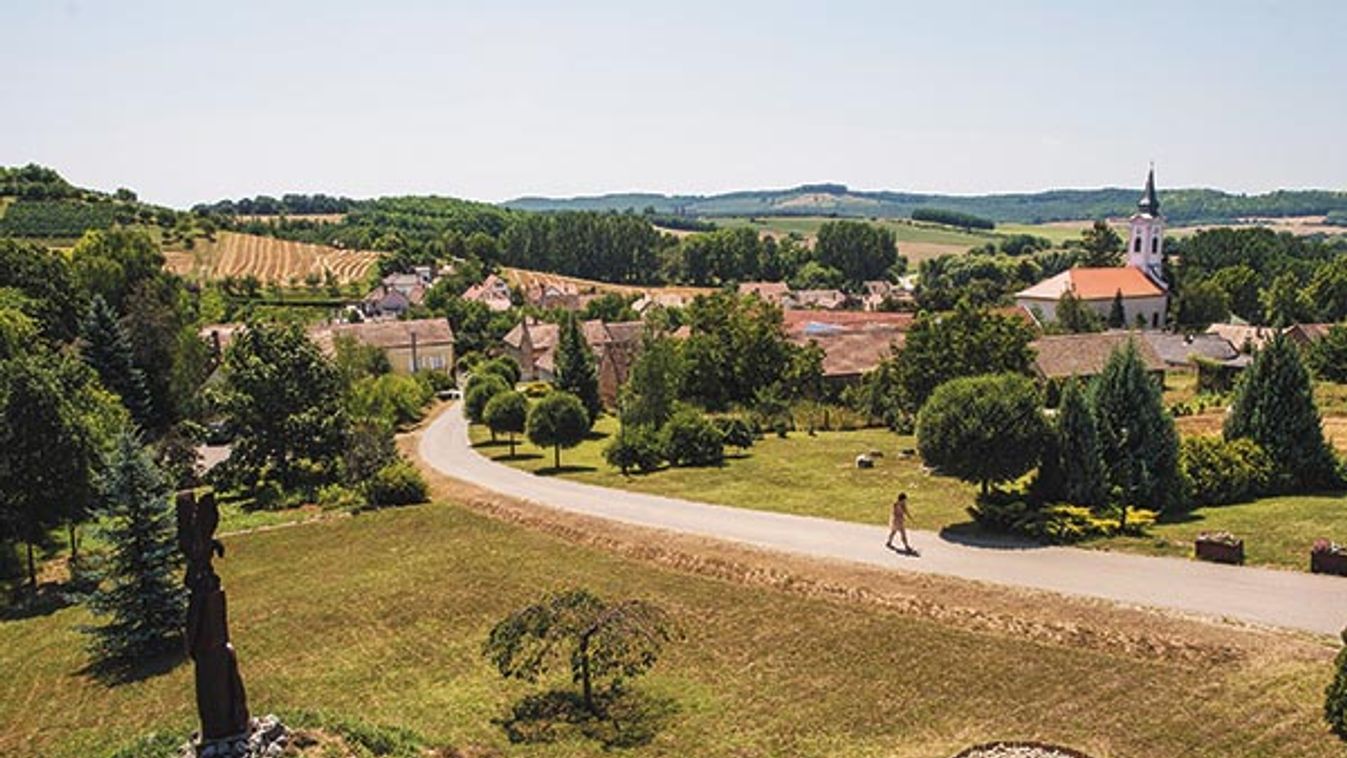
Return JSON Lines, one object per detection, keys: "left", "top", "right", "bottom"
{"left": 420, "top": 404, "right": 1347, "bottom": 636}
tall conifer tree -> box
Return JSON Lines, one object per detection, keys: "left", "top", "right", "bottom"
{"left": 80, "top": 295, "right": 150, "bottom": 424}
{"left": 1107, "top": 290, "right": 1126, "bottom": 329}
{"left": 1092, "top": 341, "right": 1185, "bottom": 518}
{"left": 1057, "top": 378, "right": 1107, "bottom": 507}
{"left": 554, "top": 313, "right": 601, "bottom": 425}
{"left": 1224, "top": 333, "right": 1340, "bottom": 491}
{"left": 83, "top": 431, "right": 186, "bottom": 663}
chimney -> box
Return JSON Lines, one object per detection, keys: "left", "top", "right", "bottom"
{"left": 410, "top": 331, "right": 419, "bottom": 372}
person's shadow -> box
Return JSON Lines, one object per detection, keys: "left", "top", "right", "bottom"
{"left": 886, "top": 544, "right": 921, "bottom": 558}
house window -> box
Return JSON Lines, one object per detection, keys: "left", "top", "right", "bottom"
{"left": 1151, "top": 236, "right": 1159, "bottom": 254}
{"left": 1151, "top": 312, "right": 1159, "bottom": 328}
{"left": 1133, "top": 237, "right": 1141, "bottom": 252}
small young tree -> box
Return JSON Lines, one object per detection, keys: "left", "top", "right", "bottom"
{"left": 80, "top": 295, "right": 150, "bottom": 423}
{"left": 1056, "top": 378, "right": 1107, "bottom": 507}
{"left": 484, "top": 588, "right": 676, "bottom": 715}
{"left": 1327, "top": 627, "right": 1347, "bottom": 741}
{"left": 1310, "top": 324, "right": 1347, "bottom": 382}
{"left": 484, "top": 390, "right": 529, "bottom": 457}
{"left": 477, "top": 356, "right": 521, "bottom": 386}
{"left": 464, "top": 374, "right": 509, "bottom": 426}
{"left": 1080, "top": 220, "right": 1123, "bottom": 267}
{"left": 1224, "top": 332, "right": 1340, "bottom": 491}
{"left": 83, "top": 432, "right": 186, "bottom": 664}
{"left": 554, "top": 313, "right": 601, "bottom": 425}
{"left": 1092, "top": 341, "right": 1185, "bottom": 519}
{"left": 915, "top": 373, "right": 1047, "bottom": 495}
{"left": 526, "top": 391, "right": 590, "bottom": 470}
{"left": 1107, "top": 290, "right": 1126, "bottom": 329}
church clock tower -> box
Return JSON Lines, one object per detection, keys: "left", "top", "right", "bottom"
{"left": 1126, "top": 167, "right": 1166, "bottom": 286}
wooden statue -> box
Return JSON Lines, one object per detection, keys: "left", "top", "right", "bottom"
{"left": 176, "top": 489, "right": 251, "bottom": 742}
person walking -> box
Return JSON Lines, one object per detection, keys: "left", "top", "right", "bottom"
{"left": 886, "top": 492, "right": 913, "bottom": 553}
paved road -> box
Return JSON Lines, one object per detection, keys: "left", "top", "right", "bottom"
{"left": 420, "top": 405, "right": 1347, "bottom": 636}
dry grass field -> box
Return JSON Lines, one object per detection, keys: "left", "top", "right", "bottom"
{"left": 501, "top": 266, "right": 714, "bottom": 299}
{"left": 163, "top": 231, "right": 379, "bottom": 284}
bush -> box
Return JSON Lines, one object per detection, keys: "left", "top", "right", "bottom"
{"left": 604, "top": 424, "right": 664, "bottom": 474}
{"left": 661, "top": 409, "right": 724, "bottom": 467}
{"left": 252, "top": 479, "right": 300, "bottom": 510}
{"left": 317, "top": 483, "right": 365, "bottom": 510}
{"left": 1180, "top": 436, "right": 1274, "bottom": 506}
{"left": 1328, "top": 628, "right": 1347, "bottom": 741}
{"left": 349, "top": 373, "right": 434, "bottom": 428}
{"left": 969, "top": 493, "right": 1156, "bottom": 544}
{"left": 714, "top": 416, "right": 756, "bottom": 450}
{"left": 365, "top": 460, "right": 429, "bottom": 507}
{"left": 417, "top": 368, "right": 456, "bottom": 393}
{"left": 521, "top": 381, "right": 552, "bottom": 398}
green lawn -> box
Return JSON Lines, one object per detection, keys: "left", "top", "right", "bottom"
{"left": 1, "top": 500, "right": 1339, "bottom": 757}
{"left": 471, "top": 416, "right": 977, "bottom": 530}
{"left": 472, "top": 418, "right": 1347, "bottom": 571}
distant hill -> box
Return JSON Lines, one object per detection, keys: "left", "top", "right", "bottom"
{"left": 505, "top": 183, "right": 1347, "bottom": 225}
{"left": 0, "top": 164, "right": 184, "bottom": 239}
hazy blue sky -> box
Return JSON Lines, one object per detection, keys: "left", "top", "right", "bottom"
{"left": 2, "top": 1, "right": 1343, "bottom": 208}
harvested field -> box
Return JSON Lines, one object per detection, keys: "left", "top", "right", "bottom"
{"left": 233, "top": 213, "right": 346, "bottom": 224}
{"left": 163, "top": 231, "right": 379, "bottom": 284}
{"left": 501, "top": 266, "right": 714, "bottom": 299}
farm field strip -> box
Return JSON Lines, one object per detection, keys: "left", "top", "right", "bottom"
{"left": 165, "top": 231, "right": 379, "bottom": 285}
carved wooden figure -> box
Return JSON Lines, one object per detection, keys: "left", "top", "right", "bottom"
{"left": 176, "top": 489, "right": 251, "bottom": 742}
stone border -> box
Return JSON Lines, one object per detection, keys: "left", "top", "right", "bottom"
{"left": 952, "top": 741, "right": 1095, "bottom": 758}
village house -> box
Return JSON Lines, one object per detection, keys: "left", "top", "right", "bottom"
{"left": 1283, "top": 322, "right": 1335, "bottom": 347}
{"left": 782, "top": 310, "right": 915, "bottom": 386}
{"left": 361, "top": 271, "right": 429, "bottom": 319}
{"left": 1016, "top": 169, "right": 1170, "bottom": 329}
{"left": 311, "top": 318, "right": 455, "bottom": 374}
{"left": 502, "top": 318, "right": 645, "bottom": 405}
{"left": 738, "top": 281, "right": 791, "bottom": 305}
{"left": 462, "top": 273, "right": 514, "bottom": 312}
{"left": 783, "top": 288, "right": 852, "bottom": 311}
{"left": 632, "top": 291, "right": 691, "bottom": 314}
{"left": 1030, "top": 332, "right": 1166, "bottom": 382}
{"left": 1141, "top": 332, "right": 1247, "bottom": 369}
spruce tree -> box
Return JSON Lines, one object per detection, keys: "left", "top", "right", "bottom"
{"left": 554, "top": 313, "right": 601, "bottom": 425}
{"left": 1224, "top": 332, "right": 1340, "bottom": 491}
{"left": 80, "top": 295, "right": 150, "bottom": 423}
{"left": 1092, "top": 341, "right": 1185, "bottom": 518}
{"left": 83, "top": 431, "right": 187, "bottom": 664}
{"left": 1057, "top": 378, "right": 1107, "bottom": 507}
{"left": 1107, "top": 290, "right": 1126, "bottom": 329}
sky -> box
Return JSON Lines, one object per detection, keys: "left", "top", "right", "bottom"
{"left": 2, "top": 0, "right": 1344, "bottom": 208}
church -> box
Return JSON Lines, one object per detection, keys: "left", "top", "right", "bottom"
{"left": 1015, "top": 169, "right": 1169, "bottom": 329}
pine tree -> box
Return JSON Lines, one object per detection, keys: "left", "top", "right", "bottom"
{"left": 1107, "top": 290, "right": 1126, "bottom": 329}
{"left": 1224, "top": 332, "right": 1340, "bottom": 491}
{"left": 554, "top": 313, "right": 601, "bottom": 425}
{"left": 1092, "top": 341, "right": 1185, "bottom": 518}
{"left": 1057, "top": 378, "right": 1108, "bottom": 507}
{"left": 84, "top": 431, "right": 187, "bottom": 664}
{"left": 80, "top": 295, "right": 149, "bottom": 423}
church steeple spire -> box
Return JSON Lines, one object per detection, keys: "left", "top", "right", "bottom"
{"left": 1138, "top": 165, "right": 1160, "bottom": 216}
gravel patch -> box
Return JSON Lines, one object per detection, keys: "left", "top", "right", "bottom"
{"left": 955, "top": 743, "right": 1092, "bottom": 758}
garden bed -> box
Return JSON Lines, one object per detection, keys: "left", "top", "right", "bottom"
{"left": 1195, "top": 533, "right": 1244, "bottom": 565}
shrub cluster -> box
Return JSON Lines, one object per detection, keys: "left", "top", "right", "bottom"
{"left": 660, "top": 409, "right": 726, "bottom": 467}
{"left": 968, "top": 495, "right": 1156, "bottom": 544}
{"left": 1180, "top": 436, "right": 1273, "bottom": 506}
{"left": 603, "top": 424, "right": 664, "bottom": 474}
{"left": 365, "top": 460, "right": 429, "bottom": 507}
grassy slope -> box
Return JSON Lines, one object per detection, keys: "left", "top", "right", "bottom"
{"left": 471, "top": 412, "right": 1347, "bottom": 571}
{"left": 1, "top": 502, "right": 1339, "bottom": 758}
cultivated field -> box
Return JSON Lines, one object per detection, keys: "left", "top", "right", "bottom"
{"left": 162, "top": 231, "right": 379, "bottom": 285}
{"left": 502, "top": 266, "right": 715, "bottom": 299}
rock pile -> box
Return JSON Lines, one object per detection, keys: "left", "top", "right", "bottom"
{"left": 179, "top": 715, "right": 288, "bottom": 758}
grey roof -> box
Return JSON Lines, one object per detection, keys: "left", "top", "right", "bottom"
{"left": 1142, "top": 332, "right": 1238, "bottom": 366}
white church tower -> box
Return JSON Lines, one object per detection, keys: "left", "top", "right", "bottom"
{"left": 1126, "top": 166, "right": 1166, "bottom": 286}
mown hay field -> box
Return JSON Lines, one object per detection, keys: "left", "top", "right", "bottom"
{"left": 163, "top": 231, "right": 379, "bottom": 285}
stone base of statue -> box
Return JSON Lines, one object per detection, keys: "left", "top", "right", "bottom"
{"left": 179, "top": 714, "right": 289, "bottom": 758}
